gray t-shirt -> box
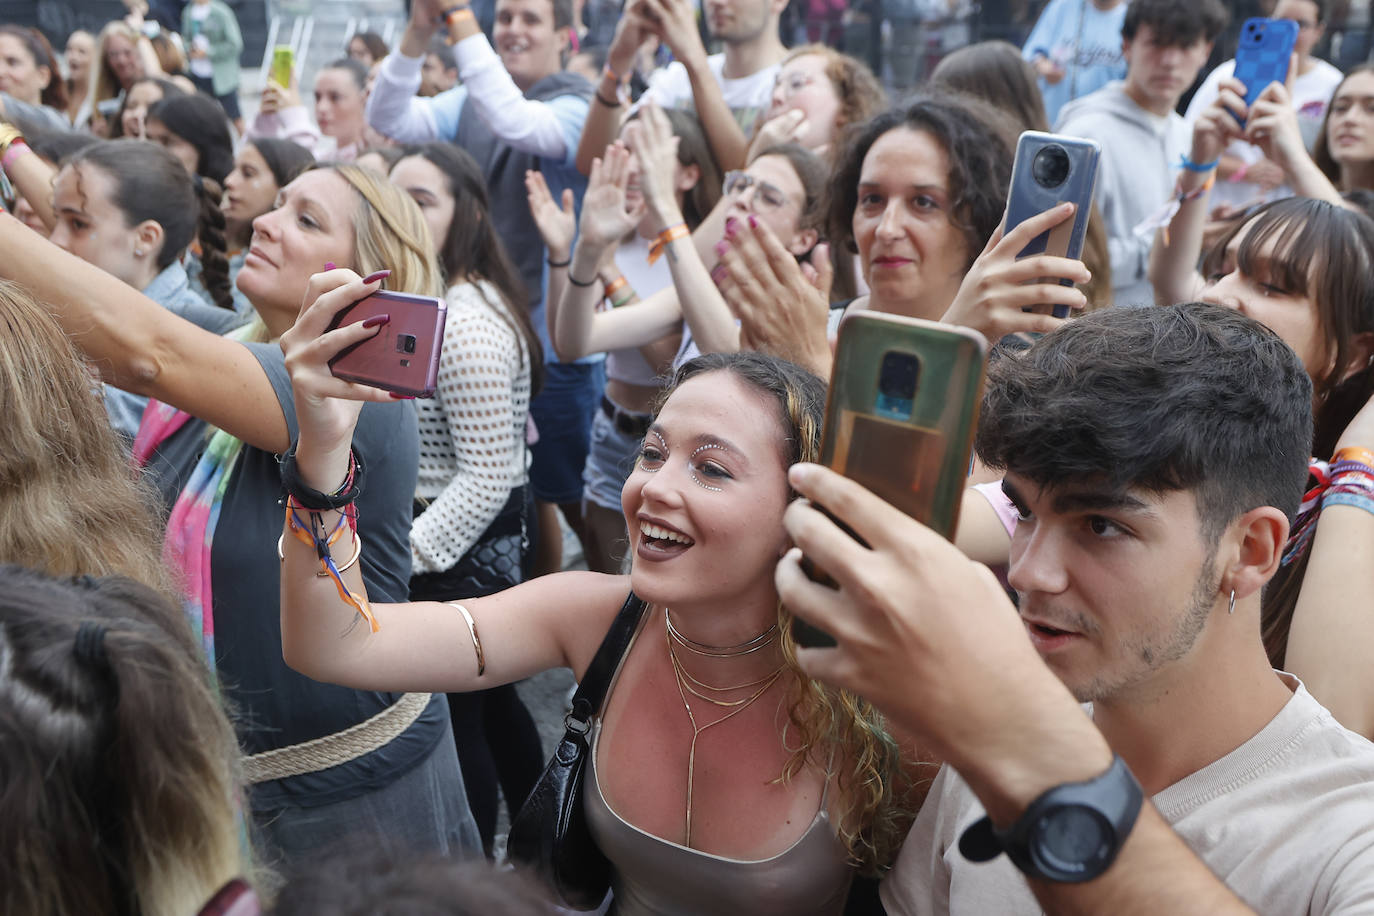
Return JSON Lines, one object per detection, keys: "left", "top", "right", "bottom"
{"left": 139, "top": 342, "right": 447, "bottom": 809}
{"left": 882, "top": 677, "right": 1374, "bottom": 915}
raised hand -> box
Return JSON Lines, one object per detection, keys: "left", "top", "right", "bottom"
{"left": 1246, "top": 81, "right": 1308, "bottom": 174}
{"left": 717, "top": 216, "right": 833, "bottom": 377}
{"left": 939, "top": 203, "right": 1090, "bottom": 341}
{"left": 524, "top": 169, "right": 576, "bottom": 262}
{"left": 576, "top": 143, "right": 644, "bottom": 254}
{"left": 1191, "top": 76, "right": 1248, "bottom": 166}
{"left": 627, "top": 102, "right": 684, "bottom": 224}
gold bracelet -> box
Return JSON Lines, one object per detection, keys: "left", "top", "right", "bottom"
{"left": 277, "top": 531, "right": 363, "bottom": 576}
{"left": 448, "top": 602, "right": 486, "bottom": 676}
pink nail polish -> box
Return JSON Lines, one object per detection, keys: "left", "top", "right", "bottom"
{"left": 323, "top": 262, "right": 336, "bottom": 270}
{"left": 724, "top": 216, "right": 738, "bottom": 236}
{"left": 713, "top": 240, "right": 729, "bottom": 257}
{"left": 361, "top": 313, "right": 390, "bottom": 328}
{"left": 389, "top": 392, "right": 415, "bottom": 399}
{"left": 747, "top": 214, "right": 758, "bottom": 229}
{"left": 362, "top": 269, "right": 391, "bottom": 284}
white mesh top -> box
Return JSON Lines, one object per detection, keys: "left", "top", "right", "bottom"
{"left": 411, "top": 280, "right": 532, "bottom": 574}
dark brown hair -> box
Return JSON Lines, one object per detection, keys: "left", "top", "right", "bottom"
{"left": 1313, "top": 64, "right": 1374, "bottom": 190}
{"left": 0, "top": 26, "right": 67, "bottom": 111}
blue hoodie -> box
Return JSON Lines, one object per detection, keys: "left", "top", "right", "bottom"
{"left": 1022, "top": 0, "right": 1128, "bottom": 124}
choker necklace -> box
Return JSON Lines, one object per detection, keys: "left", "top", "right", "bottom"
{"left": 665, "top": 614, "right": 783, "bottom": 848}
{"left": 665, "top": 609, "right": 779, "bottom": 658}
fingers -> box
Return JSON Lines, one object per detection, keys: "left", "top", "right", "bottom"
{"left": 295, "top": 267, "right": 386, "bottom": 340}
{"left": 560, "top": 187, "right": 575, "bottom": 214}
{"left": 810, "top": 242, "right": 834, "bottom": 297}
{"left": 998, "top": 202, "right": 1075, "bottom": 254}
{"left": 1002, "top": 253, "right": 1092, "bottom": 288}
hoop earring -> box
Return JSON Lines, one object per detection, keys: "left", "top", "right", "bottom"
{"left": 1227, "top": 589, "right": 1236, "bottom": 615}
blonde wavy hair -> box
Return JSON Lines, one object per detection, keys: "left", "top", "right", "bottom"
{"left": 660, "top": 352, "right": 914, "bottom": 874}
{"left": 91, "top": 21, "right": 144, "bottom": 123}
{"left": 324, "top": 163, "right": 445, "bottom": 299}
{"left": 0, "top": 279, "right": 173, "bottom": 595}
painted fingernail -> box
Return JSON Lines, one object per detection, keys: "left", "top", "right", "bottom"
{"left": 389, "top": 392, "right": 415, "bottom": 399}
{"left": 361, "top": 313, "right": 390, "bottom": 328}
{"left": 362, "top": 269, "right": 391, "bottom": 284}
{"left": 323, "top": 262, "right": 336, "bottom": 270}
{"left": 725, "top": 216, "right": 738, "bottom": 236}
{"left": 713, "top": 240, "right": 729, "bottom": 257}
{"left": 710, "top": 264, "right": 728, "bottom": 284}
{"left": 747, "top": 214, "right": 758, "bottom": 229}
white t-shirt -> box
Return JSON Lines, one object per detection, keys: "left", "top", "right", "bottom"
{"left": 634, "top": 53, "right": 779, "bottom": 136}
{"left": 1183, "top": 57, "right": 1345, "bottom": 210}
{"left": 881, "top": 676, "right": 1374, "bottom": 915}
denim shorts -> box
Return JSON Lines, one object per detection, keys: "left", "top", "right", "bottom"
{"left": 528, "top": 360, "right": 606, "bottom": 505}
{"left": 583, "top": 404, "right": 650, "bottom": 511}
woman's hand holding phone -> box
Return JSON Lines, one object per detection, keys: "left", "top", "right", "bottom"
{"left": 941, "top": 204, "right": 1090, "bottom": 342}
{"left": 280, "top": 266, "right": 394, "bottom": 492}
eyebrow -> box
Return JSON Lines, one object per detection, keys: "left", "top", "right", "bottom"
{"left": 647, "top": 424, "right": 749, "bottom": 464}
{"left": 1002, "top": 478, "right": 1158, "bottom": 517}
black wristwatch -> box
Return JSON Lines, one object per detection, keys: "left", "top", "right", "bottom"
{"left": 958, "top": 754, "right": 1143, "bottom": 883}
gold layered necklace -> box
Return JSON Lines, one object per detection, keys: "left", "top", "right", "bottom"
{"left": 664, "top": 609, "right": 784, "bottom": 848}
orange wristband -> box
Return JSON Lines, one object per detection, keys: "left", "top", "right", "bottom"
{"left": 648, "top": 223, "right": 690, "bottom": 265}
{"left": 443, "top": 6, "right": 476, "bottom": 43}
{"left": 603, "top": 275, "right": 629, "bottom": 299}
{"left": 1333, "top": 446, "right": 1374, "bottom": 468}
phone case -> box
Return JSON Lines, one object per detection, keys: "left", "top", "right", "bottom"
{"left": 1234, "top": 18, "right": 1298, "bottom": 108}
{"left": 795, "top": 313, "right": 987, "bottom": 647}
{"left": 1005, "top": 131, "right": 1101, "bottom": 318}
{"left": 271, "top": 46, "right": 294, "bottom": 88}
{"left": 328, "top": 290, "right": 448, "bottom": 399}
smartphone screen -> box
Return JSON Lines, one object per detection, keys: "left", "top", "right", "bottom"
{"left": 328, "top": 290, "right": 448, "bottom": 398}
{"left": 794, "top": 314, "right": 986, "bottom": 648}
{"left": 271, "top": 47, "right": 294, "bottom": 88}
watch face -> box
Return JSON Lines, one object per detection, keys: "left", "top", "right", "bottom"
{"left": 1031, "top": 806, "right": 1113, "bottom": 880}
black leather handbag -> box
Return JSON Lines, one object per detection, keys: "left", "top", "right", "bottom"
{"left": 506, "top": 592, "right": 648, "bottom": 910}
{"left": 409, "top": 486, "right": 531, "bottom": 601}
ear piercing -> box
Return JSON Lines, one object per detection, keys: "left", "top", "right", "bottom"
{"left": 1227, "top": 589, "right": 1236, "bottom": 615}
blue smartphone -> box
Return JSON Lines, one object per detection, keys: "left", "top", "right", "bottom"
{"left": 1234, "top": 18, "right": 1299, "bottom": 112}
{"left": 1005, "top": 131, "right": 1101, "bottom": 319}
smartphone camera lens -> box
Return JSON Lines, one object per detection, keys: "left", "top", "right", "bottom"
{"left": 397, "top": 334, "right": 418, "bottom": 354}
{"left": 1032, "top": 145, "right": 1072, "bottom": 189}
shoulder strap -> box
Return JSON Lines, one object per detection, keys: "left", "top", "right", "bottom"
{"left": 567, "top": 592, "right": 648, "bottom": 725}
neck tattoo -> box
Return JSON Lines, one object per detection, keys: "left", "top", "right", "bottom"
{"left": 665, "top": 611, "right": 784, "bottom": 848}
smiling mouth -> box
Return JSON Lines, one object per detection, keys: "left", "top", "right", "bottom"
{"left": 637, "top": 520, "right": 695, "bottom": 559}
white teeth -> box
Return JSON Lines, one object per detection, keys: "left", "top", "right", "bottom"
{"left": 640, "top": 522, "right": 694, "bottom": 546}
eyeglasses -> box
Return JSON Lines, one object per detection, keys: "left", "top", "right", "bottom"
{"left": 775, "top": 72, "right": 816, "bottom": 99}
{"left": 722, "top": 170, "right": 790, "bottom": 213}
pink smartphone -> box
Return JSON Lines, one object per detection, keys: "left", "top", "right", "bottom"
{"left": 327, "top": 289, "right": 448, "bottom": 398}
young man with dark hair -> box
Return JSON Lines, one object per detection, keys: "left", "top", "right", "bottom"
{"left": 1056, "top": 0, "right": 1229, "bottom": 307}
{"left": 777, "top": 304, "right": 1374, "bottom": 913}
{"left": 1183, "top": 0, "right": 1343, "bottom": 212}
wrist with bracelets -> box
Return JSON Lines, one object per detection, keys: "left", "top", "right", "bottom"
{"left": 1179, "top": 154, "right": 1219, "bottom": 173}
{"left": 441, "top": 4, "right": 476, "bottom": 43}
{"left": 280, "top": 445, "right": 363, "bottom": 510}
{"left": 648, "top": 222, "right": 689, "bottom": 264}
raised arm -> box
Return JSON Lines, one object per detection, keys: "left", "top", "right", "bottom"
{"left": 574, "top": 10, "right": 652, "bottom": 175}
{"left": 1149, "top": 78, "right": 1247, "bottom": 305}
{"left": 631, "top": 103, "right": 741, "bottom": 355}
{"left": 0, "top": 125, "right": 58, "bottom": 230}
{"left": 638, "top": 0, "right": 751, "bottom": 172}
{"left": 558, "top": 145, "right": 683, "bottom": 359}
{"left": 1284, "top": 417, "right": 1374, "bottom": 739}
{"left": 278, "top": 266, "right": 629, "bottom": 692}
{"left": 1246, "top": 81, "right": 1345, "bottom": 207}
{"left": 365, "top": 2, "right": 449, "bottom": 144}
{"left": 0, "top": 211, "right": 287, "bottom": 451}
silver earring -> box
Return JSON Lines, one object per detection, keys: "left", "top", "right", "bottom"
{"left": 134, "top": 248, "right": 145, "bottom": 256}
{"left": 1227, "top": 589, "right": 1236, "bottom": 615}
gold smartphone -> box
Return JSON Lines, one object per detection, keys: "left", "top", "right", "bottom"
{"left": 795, "top": 312, "right": 987, "bottom": 648}
{"left": 270, "top": 46, "right": 294, "bottom": 89}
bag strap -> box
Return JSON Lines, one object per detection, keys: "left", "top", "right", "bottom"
{"left": 565, "top": 592, "right": 648, "bottom": 730}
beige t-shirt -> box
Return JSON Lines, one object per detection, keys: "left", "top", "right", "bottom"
{"left": 882, "top": 677, "right": 1374, "bottom": 915}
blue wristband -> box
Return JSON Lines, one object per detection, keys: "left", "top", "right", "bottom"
{"left": 1179, "top": 155, "right": 1219, "bottom": 173}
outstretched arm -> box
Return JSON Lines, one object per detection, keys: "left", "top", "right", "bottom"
{"left": 0, "top": 211, "right": 287, "bottom": 451}
{"left": 278, "top": 266, "right": 629, "bottom": 691}
{"left": 1, "top": 126, "right": 57, "bottom": 230}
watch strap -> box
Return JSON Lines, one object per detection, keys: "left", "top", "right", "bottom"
{"left": 958, "top": 754, "right": 1143, "bottom": 883}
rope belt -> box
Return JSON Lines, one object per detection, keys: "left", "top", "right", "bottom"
{"left": 242, "top": 692, "right": 432, "bottom": 784}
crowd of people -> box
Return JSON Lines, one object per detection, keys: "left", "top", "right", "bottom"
{"left": 2, "top": 0, "right": 1374, "bottom": 911}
